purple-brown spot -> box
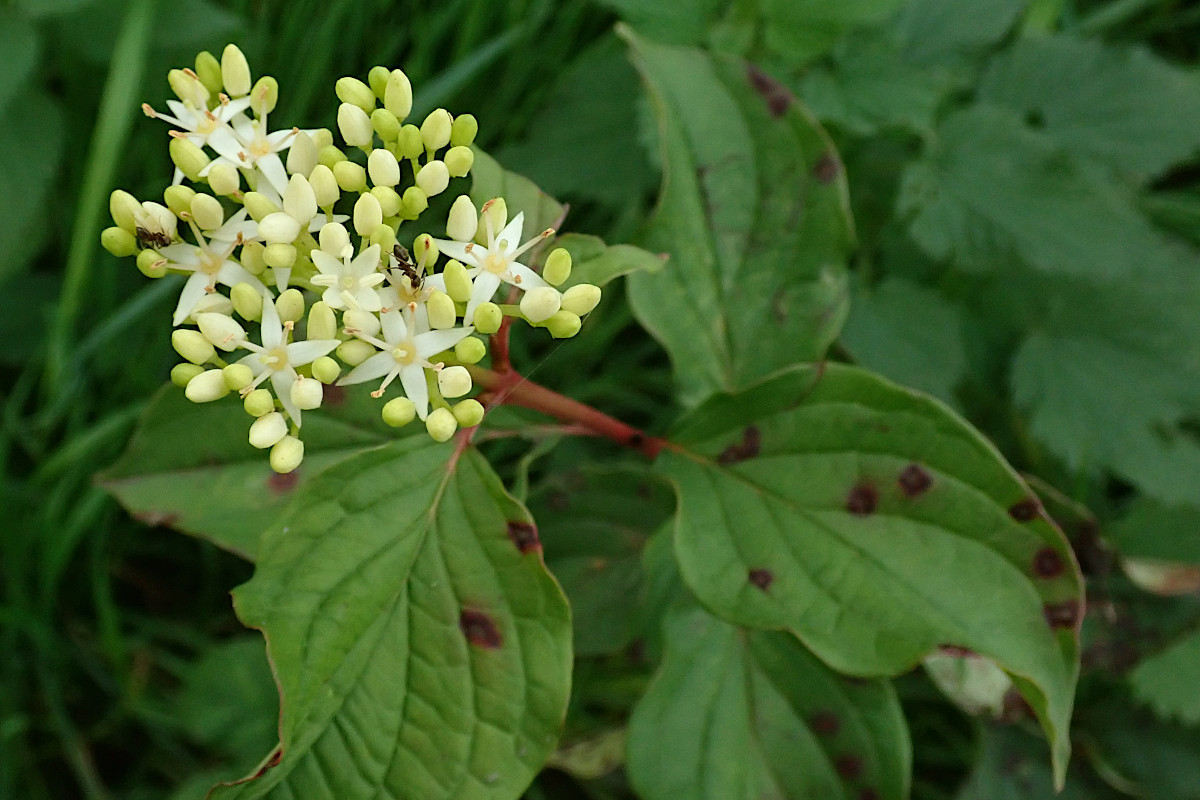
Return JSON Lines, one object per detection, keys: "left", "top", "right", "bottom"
{"left": 745, "top": 64, "right": 791, "bottom": 118}
{"left": 253, "top": 748, "right": 283, "bottom": 778}
{"left": 748, "top": 568, "right": 774, "bottom": 591}
{"left": 1009, "top": 497, "right": 1041, "bottom": 522}
{"left": 846, "top": 484, "right": 879, "bottom": 516}
{"left": 1043, "top": 600, "right": 1081, "bottom": 630}
{"left": 898, "top": 463, "right": 933, "bottom": 498}
{"left": 813, "top": 152, "right": 840, "bottom": 184}
{"left": 323, "top": 383, "right": 347, "bottom": 407}
{"left": 834, "top": 754, "right": 863, "bottom": 780}
{"left": 717, "top": 425, "right": 761, "bottom": 466}
{"left": 1032, "top": 547, "right": 1065, "bottom": 579}
{"left": 859, "top": 790, "right": 881, "bottom": 800}
{"left": 268, "top": 470, "right": 300, "bottom": 494}
{"left": 937, "top": 644, "right": 976, "bottom": 658}
{"left": 507, "top": 520, "right": 540, "bottom": 554}
{"left": 810, "top": 710, "right": 840, "bottom": 736}
{"left": 460, "top": 609, "right": 503, "bottom": 649}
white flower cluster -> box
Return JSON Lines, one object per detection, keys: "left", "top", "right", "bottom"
{"left": 102, "top": 45, "right": 602, "bottom": 473}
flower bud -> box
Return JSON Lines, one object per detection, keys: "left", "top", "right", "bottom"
{"left": 446, "top": 196, "right": 478, "bottom": 242}
{"left": 338, "top": 102, "right": 374, "bottom": 148}
{"left": 169, "top": 137, "right": 209, "bottom": 181}
{"left": 250, "top": 412, "right": 289, "bottom": 449}
{"left": 276, "top": 288, "right": 305, "bottom": 323}
{"left": 319, "top": 222, "right": 351, "bottom": 258}
{"left": 415, "top": 160, "right": 449, "bottom": 197}
{"left": 318, "top": 144, "right": 348, "bottom": 169}
{"left": 520, "top": 286, "right": 561, "bottom": 323}
{"left": 207, "top": 162, "right": 240, "bottom": 196}
{"left": 243, "top": 388, "right": 275, "bottom": 417}
{"left": 260, "top": 211, "right": 301, "bottom": 244}
{"left": 231, "top": 281, "right": 264, "bottom": 320}
{"left": 250, "top": 76, "right": 279, "bottom": 116}
{"left": 371, "top": 108, "right": 401, "bottom": 142}
{"left": 101, "top": 227, "right": 138, "bottom": 257}
{"left": 344, "top": 308, "right": 381, "bottom": 336}
{"left": 546, "top": 310, "right": 581, "bottom": 339}
{"left": 370, "top": 223, "right": 397, "bottom": 253}
{"left": 367, "top": 148, "right": 400, "bottom": 187}
{"left": 543, "top": 248, "right": 572, "bottom": 286}
{"left": 312, "top": 355, "right": 341, "bottom": 384}
{"left": 172, "top": 329, "right": 215, "bottom": 364}
{"left": 437, "top": 365, "right": 471, "bottom": 398}
{"left": 190, "top": 193, "right": 225, "bottom": 231}
{"left": 413, "top": 233, "right": 438, "bottom": 270}
{"left": 454, "top": 336, "right": 486, "bottom": 364}
{"left": 452, "top": 398, "right": 485, "bottom": 427}
{"left": 396, "top": 124, "right": 423, "bottom": 159}
{"left": 308, "top": 164, "right": 340, "bottom": 207}
{"left": 426, "top": 291, "right": 456, "bottom": 329}
{"left": 384, "top": 69, "right": 413, "bottom": 120}
{"left": 420, "top": 109, "right": 453, "bottom": 152}
{"left": 221, "top": 44, "right": 251, "bottom": 97}
{"left": 196, "top": 312, "right": 246, "bottom": 351}
{"left": 370, "top": 186, "right": 401, "bottom": 218}
{"left": 368, "top": 66, "right": 390, "bottom": 99}
{"left": 561, "top": 283, "right": 602, "bottom": 316}
{"left": 171, "top": 362, "right": 205, "bottom": 387}
{"left": 476, "top": 198, "right": 507, "bottom": 244}
{"left": 337, "top": 339, "right": 376, "bottom": 366}
{"left": 194, "top": 50, "right": 223, "bottom": 94}
{"left": 306, "top": 301, "right": 337, "bottom": 342}
{"left": 223, "top": 363, "right": 254, "bottom": 391}
{"left": 401, "top": 186, "right": 428, "bottom": 217}
{"left": 333, "top": 160, "right": 367, "bottom": 192}
{"left": 110, "top": 189, "right": 140, "bottom": 232}
{"left": 139, "top": 201, "right": 178, "bottom": 238}
{"left": 290, "top": 375, "right": 323, "bottom": 410}
{"left": 242, "top": 191, "right": 279, "bottom": 222}
{"left": 444, "top": 146, "right": 474, "bottom": 178}
{"left": 354, "top": 192, "right": 383, "bottom": 237}
{"left": 136, "top": 249, "right": 168, "bottom": 278}
{"left": 163, "top": 184, "right": 196, "bottom": 217}
{"left": 336, "top": 76, "right": 376, "bottom": 113}
{"left": 426, "top": 407, "right": 458, "bottom": 442}
{"left": 473, "top": 301, "right": 503, "bottom": 334}
{"left": 270, "top": 435, "right": 305, "bottom": 473}
{"left": 442, "top": 260, "right": 472, "bottom": 302}
{"left": 240, "top": 241, "right": 267, "bottom": 275}
{"left": 382, "top": 396, "right": 416, "bottom": 427}
{"left": 450, "top": 114, "right": 478, "bottom": 147}
{"left": 185, "top": 369, "right": 230, "bottom": 403}
{"left": 190, "top": 293, "right": 233, "bottom": 318}
{"left": 283, "top": 174, "right": 317, "bottom": 222}
{"left": 286, "top": 131, "right": 319, "bottom": 178}
{"left": 168, "top": 68, "right": 209, "bottom": 107}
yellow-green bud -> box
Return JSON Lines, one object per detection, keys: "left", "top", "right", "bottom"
{"left": 196, "top": 312, "right": 246, "bottom": 351}
{"left": 382, "top": 396, "right": 416, "bottom": 427}
{"left": 401, "top": 186, "right": 428, "bottom": 217}
{"left": 369, "top": 223, "right": 396, "bottom": 253}
{"left": 194, "top": 50, "right": 223, "bottom": 94}
{"left": 286, "top": 132, "right": 319, "bottom": 179}
{"left": 318, "top": 144, "right": 348, "bottom": 169}
{"left": 250, "top": 76, "right": 278, "bottom": 116}
{"left": 454, "top": 336, "right": 486, "bottom": 364}
{"left": 367, "top": 148, "right": 400, "bottom": 187}
{"left": 476, "top": 197, "right": 507, "bottom": 245}
{"left": 413, "top": 233, "right": 438, "bottom": 270}
{"left": 344, "top": 308, "right": 381, "bottom": 336}
{"left": 384, "top": 69, "right": 413, "bottom": 120}
{"left": 171, "top": 362, "right": 205, "bottom": 387}
{"left": 243, "top": 388, "right": 275, "bottom": 417}
{"left": 437, "top": 365, "right": 471, "bottom": 398}
{"left": 336, "top": 76, "right": 376, "bottom": 113}
{"left": 185, "top": 368, "right": 230, "bottom": 403}
{"left": 546, "top": 310, "right": 582, "bottom": 339}
{"left": 172, "top": 329, "right": 215, "bottom": 364}
{"left": 307, "top": 300, "right": 338, "bottom": 340}
{"left": 207, "top": 162, "right": 240, "bottom": 196}
{"left": 370, "top": 186, "right": 401, "bottom": 218}
{"left": 520, "top": 286, "right": 562, "bottom": 323}
{"left": 240, "top": 241, "right": 267, "bottom": 275}
{"left": 264, "top": 242, "right": 296, "bottom": 270}
{"left": 473, "top": 302, "right": 503, "bottom": 334}
{"left": 312, "top": 356, "right": 341, "bottom": 384}
{"left": 338, "top": 102, "right": 374, "bottom": 148}
{"left": 427, "top": 291, "right": 457, "bottom": 329}
{"left": 283, "top": 174, "right": 317, "bottom": 222}
{"left": 420, "top": 109, "right": 453, "bottom": 152}
{"left": 168, "top": 68, "right": 208, "bottom": 107}
{"left": 426, "top": 407, "right": 458, "bottom": 442}
{"left": 415, "top": 160, "right": 449, "bottom": 197}
{"left": 250, "top": 412, "right": 288, "bottom": 449}
{"left": 561, "top": 283, "right": 602, "bottom": 316}
{"left": 444, "top": 145, "right": 474, "bottom": 178}
{"left": 190, "top": 193, "right": 225, "bottom": 231}
{"left": 243, "top": 191, "right": 279, "bottom": 222}
{"left": 446, "top": 195, "right": 478, "bottom": 242}
{"left": 452, "top": 398, "right": 485, "bottom": 427}
{"left": 308, "top": 164, "right": 340, "bottom": 207}
{"left": 136, "top": 249, "right": 167, "bottom": 278}
{"left": 163, "top": 184, "right": 196, "bottom": 218}
{"left": 312, "top": 128, "right": 333, "bottom": 149}
{"left": 368, "top": 65, "right": 391, "bottom": 100}
{"left": 443, "top": 260, "right": 473, "bottom": 302}
{"left": 221, "top": 44, "right": 252, "bottom": 97}
{"left": 270, "top": 435, "right": 305, "bottom": 473}
{"left": 354, "top": 192, "right": 383, "bottom": 236}
{"left": 337, "top": 339, "right": 375, "bottom": 366}
{"left": 101, "top": 227, "right": 138, "bottom": 257}
{"left": 290, "top": 376, "right": 323, "bottom": 410}
{"left": 229, "top": 282, "right": 262, "bottom": 321}
{"left": 110, "top": 189, "right": 141, "bottom": 231}
{"left": 543, "top": 248, "right": 572, "bottom": 286}
{"left": 275, "top": 288, "right": 305, "bottom": 323}
{"left": 371, "top": 108, "right": 401, "bottom": 142}
{"left": 450, "top": 113, "right": 478, "bottom": 147}
{"left": 318, "top": 222, "right": 351, "bottom": 258}
{"left": 397, "top": 124, "right": 423, "bottom": 159}
{"left": 169, "top": 137, "right": 209, "bottom": 182}
{"left": 191, "top": 293, "right": 233, "bottom": 318}
{"left": 333, "top": 160, "right": 367, "bottom": 193}
{"left": 223, "top": 363, "right": 254, "bottom": 391}
{"left": 260, "top": 211, "right": 301, "bottom": 244}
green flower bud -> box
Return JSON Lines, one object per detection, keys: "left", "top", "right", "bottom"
{"left": 171, "top": 362, "right": 205, "bottom": 387}
{"left": 312, "top": 355, "right": 341, "bottom": 384}
{"left": 243, "top": 388, "right": 275, "bottom": 417}
{"left": 240, "top": 241, "right": 267, "bottom": 275}
{"left": 338, "top": 102, "right": 374, "bottom": 148}
{"left": 265, "top": 243, "right": 293, "bottom": 272}
{"left": 101, "top": 226, "right": 138, "bottom": 257}
{"left": 354, "top": 192, "right": 383, "bottom": 236}
{"left": 561, "top": 283, "right": 602, "bottom": 316}
{"left": 333, "top": 160, "right": 367, "bottom": 193}
{"left": 545, "top": 310, "right": 581, "bottom": 339}
{"left": 543, "top": 248, "right": 572, "bottom": 286}
{"left": 223, "top": 363, "right": 254, "bottom": 391}
{"left": 397, "top": 124, "right": 423, "bottom": 159}
{"left": 443, "top": 260, "right": 473, "bottom": 302}
{"left": 312, "top": 128, "right": 333, "bottom": 149}
{"left": 425, "top": 407, "right": 458, "bottom": 442}
{"left": 185, "top": 368, "right": 230, "bottom": 403}
{"left": 454, "top": 336, "right": 486, "bottom": 364}
{"left": 207, "top": 162, "right": 240, "bottom": 196}
{"left": 369, "top": 223, "right": 396, "bottom": 253}
{"left": 415, "top": 160, "right": 449, "bottom": 197}
{"left": 520, "top": 286, "right": 562, "bottom": 323}
{"left": 450, "top": 114, "right": 478, "bottom": 148}
{"left": 452, "top": 398, "right": 485, "bottom": 428}
{"left": 290, "top": 375, "right": 323, "bottom": 410}
{"left": 250, "top": 76, "right": 278, "bottom": 116}
{"left": 370, "top": 186, "right": 402, "bottom": 218}
{"left": 444, "top": 145, "right": 474, "bottom": 178}
{"left": 427, "top": 290, "right": 457, "bottom": 329}
{"left": 384, "top": 69, "right": 413, "bottom": 120}
{"left": 343, "top": 308, "right": 381, "bottom": 336}
{"left": 371, "top": 108, "right": 401, "bottom": 142}
{"left": 260, "top": 211, "right": 301, "bottom": 243}
{"left": 473, "top": 302, "right": 503, "bottom": 334}
{"left": 286, "top": 132, "right": 319, "bottom": 179}
{"left": 337, "top": 339, "right": 376, "bottom": 366}
{"left": 231, "top": 282, "right": 264, "bottom": 320}
{"left": 190, "top": 193, "right": 225, "bottom": 231}
{"left": 194, "top": 50, "right": 223, "bottom": 94}
{"left": 136, "top": 249, "right": 167, "bottom": 278}
{"left": 168, "top": 68, "right": 208, "bottom": 107}
{"left": 367, "top": 148, "right": 400, "bottom": 187}
{"left": 413, "top": 233, "right": 438, "bottom": 270}
{"left": 163, "top": 184, "right": 196, "bottom": 218}
{"left": 243, "top": 191, "right": 280, "bottom": 222}
{"left": 191, "top": 293, "right": 233, "bottom": 318}
{"left": 110, "top": 189, "right": 140, "bottom": 232}
{"left": 368, "top": 65, "right": 391, "bottom": 100}
{"left": 318, "top": 144, "right": 348, "bottom": 169}
{"left": 318, "top": 222, "right": 351, "bottom": 257}
{"left": 196, "top": 312, "right": 246, "bottom": 351}
{"left": 307, "top": 300, "right": 338, "bottom": 340}
{"left": 276, "top": 288, "right": 305, "bottom": 323}
{"left": 420, "top": 109, "right": 453, "bottom": 152}
{"left": 308, "top": 164, "right": 340, "bottom": 207}
{"left": 270, "top": 435, "right": 305, "bottom": 473}
{"left": 382, "top": 396, "right": 416, "bottom": 427}
{"left": 437, "top": 365, "right": 472, "bottom": 398}
{"left": 476, "top": 198, "right": 507, "bottom": 245}
{"left": 401, "top": 186, "right": 428, "bottom": 217}
{"left": 336, "top": 76, "right": 376, "bottom": 113}
{"left": 249, "top": 412, "right": 288, "bottom": 449}
{"left": 169, "top": 137, "right": 210, "bottom": 182}
{"left": 283, "top": 174, "right": 317, "bottom": 222}
{"left": 221, "top": 44, "right": 252, "bottom": 97}
{"left": 446, "top": 195, "right": 477, "bottom": 243}
{"left": 172, "top": 329, "right": 215, "bottom": 364}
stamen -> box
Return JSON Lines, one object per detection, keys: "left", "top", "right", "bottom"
{"left": 141, "top": 103, "right": 158, "bottom": 118}
{"left": 182, "top": 68, "right": 200, "bottom": 79}
{"left": 511, "top": 229, "right": 555, "bottom": 259}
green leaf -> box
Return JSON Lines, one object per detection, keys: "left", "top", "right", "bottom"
{"left": 893, "top": 0, "right": 1025, "bottom": 64}
{"left": 176, "top": 637, "right": 279, "bottom": 765}
{"left": 627, "top": 601, "right": 911, "bottom": 800}
{"left": 99, "top": 384, "right": 394, "bottom": 560}
{"left": 761, "top": 0, "right": 904, "bottom": 65}
{"left": 1084, "top": 701, "right": 1200, "bottom": 800}
{"left": 470, "top": 148, "right": 565, "bottom": 238}
{"left": 212, "top": 439, "right": 572, "bottom": 800}
{"left": 980, "top": 35, "right": 1200, "bottom": 181}
{"left": 661, "top": 364, "right": 1082, "bottom": 782}
{"left": 623, "top": 29, "right": 852, "bottom": 406}
{"left": 0, "top": 90, "right": 65, "bottom": 286}
{"left": 957, "top": 724, "right": 1118, "bottom": 800}
{"left": 0, "top": 9, "right": 39, "bottom": 117}
{"left": 1129, "top": 629, "right": 1200, "bottom": 726}
{"left": 553, "top": 233, "right": 665, "bottom": 290}
{"left": 1109, "top": 499, "right": 1200, "bottom": 563}
{"left": 592, "top": 0, "right": 729, "bottom": 45}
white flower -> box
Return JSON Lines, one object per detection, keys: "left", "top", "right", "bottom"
{"left": 310, "top": 243, "right": 386, "bottom": 311}
{"left": 338, "top": 307, "right": 473, "bottom": 419}
{"left": 433, "top": 206, "right": 554, "bottom": 324}
{"left": 203, "top": 112, "right": 301, "bottom": 197}
{"left": 142, "top": 95, "right": 252, "bottom": 150}
{"left": 161, "top": 211, "right": 266, "bottom": 325}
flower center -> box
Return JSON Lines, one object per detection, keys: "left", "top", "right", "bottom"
{"left": 483, "top": 253, "right": 508, "bottom": 274}
{"left": 341, "top": 275, "right": 357, "bottom": 291}
{"left": 390, "top": 345, "right": 415, "bottom": 365}
{"left": 262, "top": 346, "right": 290, "bottom": 370}
{"left": 200, "top": 250, "right": 224, "bottom": 276}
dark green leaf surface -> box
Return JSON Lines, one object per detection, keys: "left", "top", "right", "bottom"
{"left": 761, "top": 0, "right": 904, "bottom": 65}
{"left": 0, "top": 90, "right": 64, "bottom": 285}
{"left": 213, "top": 439, "right": 572, "bottom": 800}
{"left": 957, "top": 724, "right": 1116, "bottom": 800}
{"left": 1129, "top": 629, "right": 1200, "bottom": 726}
{"left": 624, "top": 30, "right": 852, "bottom": 405}
{"left": 661, "top": 364, "right": 1081, "bottom": 780}
{"left": 554, "top": 233, "right": 665, "bottom": 290}
{"left": 592, "top": 0, "right": 729, "bottom": 45}
{"left": 0, "top": 10, "right": 39, "bottom": 117}
{"left": 1109, "top": 499, "right": 1200, "bottom": 563}
{"left": 471, "top": 149, "right": 565, "bottom": 238}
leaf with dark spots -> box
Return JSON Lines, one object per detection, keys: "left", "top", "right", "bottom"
{"left": 507, "top": 520, "right": 541, "bottom": 554}
{"left": 460, "top": 609, "right": 503, "bottom": 649}
{"left": 717, "top": 425, "right": 761, "bottom": 465}
{"left": 267, "top": 470, "right": 299, "bottom": 494}
{"left": 1010, "top": 497, "right": 1042, "bottom": 522}
{"left": 746, "top": 63, "right": 792, "bottom": 118}
{"left": 813, "top": 152, "right": 840, "bottom": 184}
{"left": 748, "top": 568, "right": 774, "bottom": 591}
{"left": 897, "top": 463, "right": 933, "bottom": 497}
{"left": 1032, "top": 547, "right": 1065, "bottom": 579}
{"left": 835, "top": 754, "right": 864, "bottom": 779}
{"left": 1043, "top": 601, "right": 1082, "bottom": 630}
{"left": 846, "top": 483, "right": 879, "bottom": 516}
{"left": 810, "top": 710, "right": 840, "bottom": 736}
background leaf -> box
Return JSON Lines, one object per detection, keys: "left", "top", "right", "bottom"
{"left": 1128, "top": 628, "right": 1200, "bottom": 726}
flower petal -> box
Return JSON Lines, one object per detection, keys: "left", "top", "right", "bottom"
{"left": 415, "top": 327, "right": 474, "bottom": 359}
{"left": 399, "top": 363, "right": 430, "bottom": 420}
{"left": 260, "top": 296, "right": 283, "bottom": 349}
{"left": 257, "top": 153, "right": 290, "bottom": 197}
{"left": 380, "top": 308, "right": 407, "bottom": 344}
{"left": 504, "top": 262, "right": 550, "bottom": 291}
{"left": 337, "top": 351, "right": 394, "bottom": 386}
{"left": 464, "top": 271, "right": 502, "bottom": 325}
{"left": 285, "top": 339, "right": 341, "bottom": 366}
{"left": 432, "top": 238, "right": 474, "bottom": 264}
{"left": 172, "top": 272, "right": 211, "bottom": 325}
{"left": 497, "top": 212, "right": 525, "bottom": 256}
{"left": 271, "top": 369, "right": 302, "bottom": 427}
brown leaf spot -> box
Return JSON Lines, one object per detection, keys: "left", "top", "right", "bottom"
{"left": 253, "top": 748, "right": 283, "bottom": 778}
{"left": 717, "top": 425, "right": 761, "bottom": 465}
{"left": 460, "top": 609, "right": 502, "bottom": 649}
{"left": 846, "top": 484, "right": 879, "bottom": 516}
{"left": 745, "top": 64, "right": 791, "bottom": 118}
{"left": 1009, "top": 497, "right": 1041, "bottom": 522}
{"left": 1043, "top": 600, "right": 1081, "bottom": 629}
{"left": 813, "top": 152, "right": 840, "bottom": 184}
{"left": 810, "top": 710, "right": 840, "bottom": 736}
{"left": 897, "top": 464, "right": 933, "bottom": 497}
{"left": 268, "top": 470, "right": 299, "bottom": 494}
{"left": 748, "top": 568, "right": 774, "bottom": 591}
{"left": 937, "top": 644, "right": 976, "bottom": 658}
{"left": 507, "top": 520, "right": 540, "bottom": 554}
{"left": 859, "top": 790, "right": 881, "bottom": 800}
{"left": 323, "top": 383, "right": 347, "bottom": 406}
{"left": 834, "top": 754, "right": 863, "bottom": 779}
{"left": 1032, "top": 547, "right": 1065, "bottom": 579}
